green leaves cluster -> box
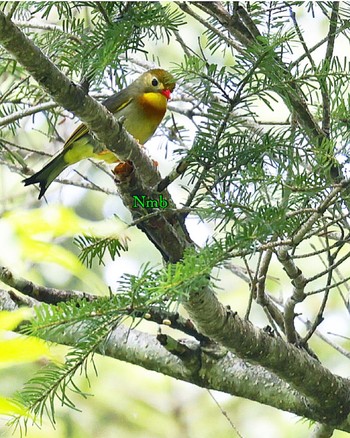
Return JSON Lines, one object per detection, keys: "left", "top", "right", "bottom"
{"left": 172, "top": 4, "right": 350, "bottom": 248}
{"left": 9, "top": 243, "right": 218, "bottom": 427}
{"left": 11, "top": 298, "right": 124, "bottom": 430}
{"left": 74, "top": 234, "right": 128, "bottom": 268}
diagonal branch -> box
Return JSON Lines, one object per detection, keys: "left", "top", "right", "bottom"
{"left": 320, "top": 2, "right": 339, "bottom": 136}
{"left": 185, "top": 283, "right": 350, "bottom": 430}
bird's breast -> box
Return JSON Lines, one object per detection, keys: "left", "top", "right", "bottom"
{"left": 123, "top": 92, "right": 168, "bottom": 144}
{"left": 138, "top": 92, "right": 167, "bottom": 118}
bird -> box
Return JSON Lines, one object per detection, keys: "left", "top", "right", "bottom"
{"left": 23, "top": 68, "right": 176, "bottom": 199}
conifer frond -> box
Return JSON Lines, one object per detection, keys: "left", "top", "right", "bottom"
{"left": 10, "top": 299, "right": 125, "bottom": 430}
{"left": 74, "top": 235, "right": 129, "bottom": 268}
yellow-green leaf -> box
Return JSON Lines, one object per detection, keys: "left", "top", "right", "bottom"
{"left": 0, "top": 308, "right": 34, "bottom": 331}
{"left": 0, "top": 396, "right": 28, "bottom": 417}
{"left": 0, "top": 336, "right": 51, "bottom": 364}
{"left": 4, "top": 205, "right": 88, "bottom": 238}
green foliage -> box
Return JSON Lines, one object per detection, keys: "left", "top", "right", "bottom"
{"left": 8, "top": 244, "right": 218, "bottom": 427}
{"left": 0, "top": 309, "right": 50, "bottom": 421}
{"left": 10, "top": 1, "right": 185, "bottom": 82}
{"left": 11, "top": 299, "right": 123, "bottom": 429}
{"left": 74, "top": 234, "right": 129, "bottom": 268}
{"left": 171, "top": 7, "right": 350, "bottom": 253}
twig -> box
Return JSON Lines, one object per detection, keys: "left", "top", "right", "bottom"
{"left": 156, "top": 159, "right": 189, "bottom": 192}
{"left": 0, "top": 266, "right": 95, "bottom": 304}
{"left": 129, "top": 207, "right": 195, "bottom": 227}
{"left": 302, "top": 233, "right": 334, "bottom": 344}
{"left": 174, "top": 29, "right": 192, "bottom": 58}
{"left": 256, "top": 248, "right": 273, "bottom": 305}
{"left": 290, "top": 19, "right": 350, "bottom": 69}
{"left": 243, "top": 255, "right": 257, "bottom": 320}
{"left": 321, "top": 2, "right": 339, "bottom": 135}
{"left": 277, "top": 248, "right": 307, "bottom": 343}
{"left": 289, "top": 6, "right": 317, "bottom": 72}
{"left": 96, "top": 3, "right": 112, "bottom": 25}
{"left": 207, "top": 390, "right": 244, "bottom": 438}
{"left": 306, "top": 247, "right": 350, "bottom": 284}
{"left": 0, "top": 101, "right": 58, "bottom": 127}
{"left": 177, "top": 2, "right": 243, "bottom": 53}
{"left": 0, "top": 75, "right": 31, "bottom": 104}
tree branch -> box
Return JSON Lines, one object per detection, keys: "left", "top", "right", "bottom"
{"left": 0, "top": 101, "right": 58, "bottom": 127}
{"left": 38, "top": 310, "right": 347, "bottom": 428}
{"left": 185, "top": 284, "right": 350, "bottom": 430}
{"left": 0, "top": 266, "right": 95, "bottom": 304}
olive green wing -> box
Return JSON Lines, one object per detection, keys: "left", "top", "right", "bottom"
{"left": 63, "top": 88, "right": 134, "bottom": 149}
{"left": 63, "top": 123, "right": 89, "bottom": 149}
{"left": 102, "top": 87, "right": 134, "bottom": 113}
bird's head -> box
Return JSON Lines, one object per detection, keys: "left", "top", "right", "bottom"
{"left": 135, "top": 69, "right": 176, "bottom": 100}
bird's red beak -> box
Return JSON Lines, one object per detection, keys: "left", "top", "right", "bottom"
{"left": 161, "top": 89, "right": 172, "bottom": 100}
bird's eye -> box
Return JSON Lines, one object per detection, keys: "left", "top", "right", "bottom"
{"left": 151, "top": 78, "right": 159, "bottom": 87}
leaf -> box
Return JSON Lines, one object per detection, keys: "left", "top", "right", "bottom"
{"left": 0, "top": 308, "right": 34, "bottom": 331}
{"left": 0, "top": 396, "right": 28, "bottom": 417}
{"left": 20, "top": 239, "right": 108, "bottom": 294}
{"left": 1, "top": 206, "right": 129, "bottom": 294}
{"left": 0, "top": 336, "right": 51, "bottom": 364}
{"left": 3, "top": 206, "right": 90, "bottom": 238}
{"left": 74, "top": 235, "right": 129, "bottom": 268}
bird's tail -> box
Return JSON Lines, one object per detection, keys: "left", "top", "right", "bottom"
{"left": 23, "top": 151, "right": 69, "bottom": 199}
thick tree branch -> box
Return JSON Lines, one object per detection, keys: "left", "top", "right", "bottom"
{"left": 0, "top": 288, "right": 331, "bottom": 424}
{"left": 185, "top": 285, "right": 350, "bottom": 430}
{"left": 23, "top": 303, "right": 342, "bottom": 428}
{"left": 2, "top": 265, "right": 350, "bottom": 429}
